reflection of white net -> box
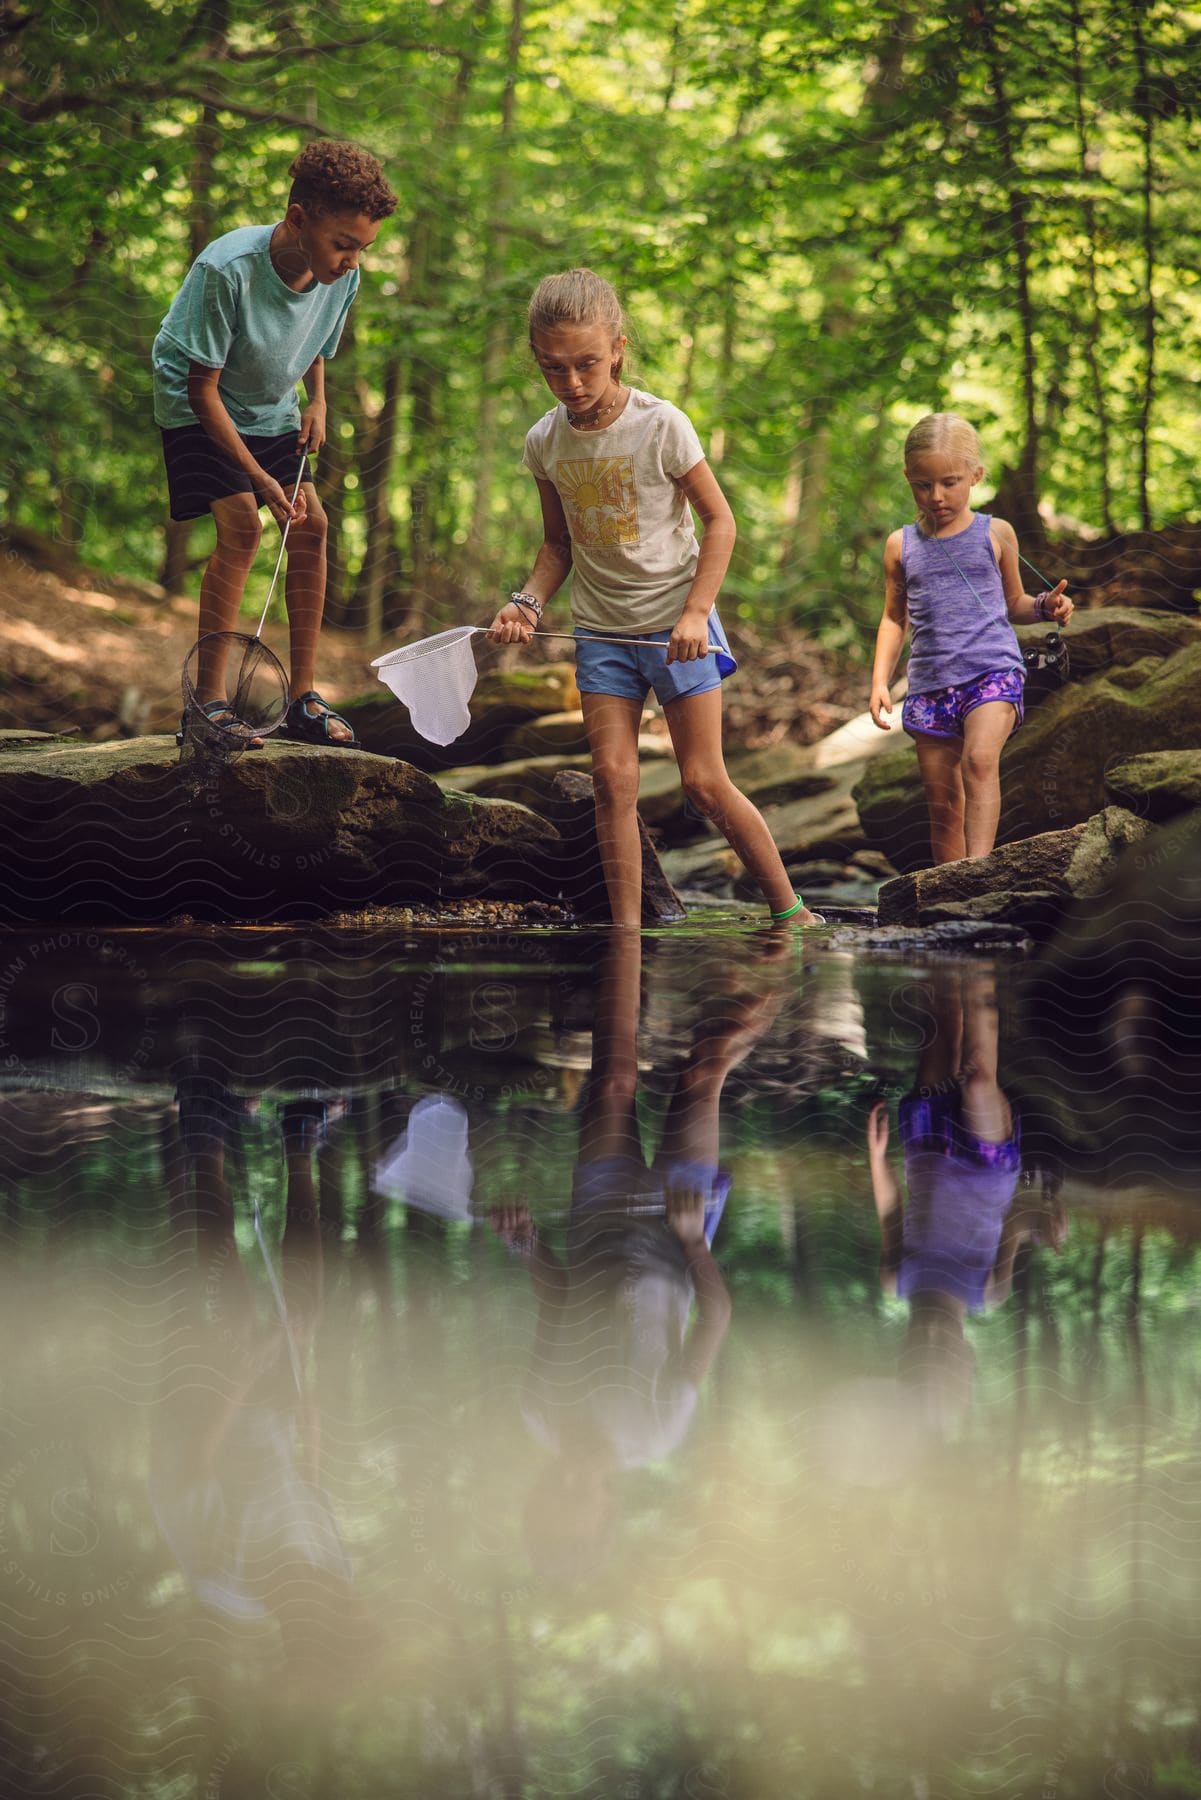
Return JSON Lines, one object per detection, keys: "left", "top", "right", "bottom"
{"left": 373, "top": 1095, "right": 475, "bottom": 1220}
{"left": 371, "top": 626, "right": 481, "bottom": 745}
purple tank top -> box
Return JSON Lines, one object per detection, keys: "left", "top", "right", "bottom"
{"left": 902, "top": 513, "right": 1023, "bottom": 695}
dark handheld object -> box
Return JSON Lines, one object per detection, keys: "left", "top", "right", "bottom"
{"left": 1023, "top": 624, "right": 1069, "bottom": 697}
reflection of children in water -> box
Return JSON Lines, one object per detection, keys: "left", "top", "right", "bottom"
{"left": 151, "top": 1080, "right": 372, "bottom": 1687}
{"left": 868, "top": 969, "right": 1065, "bottom": 1435}
{"left": 491, "top": 933, "right": 785, "bottom": 1577}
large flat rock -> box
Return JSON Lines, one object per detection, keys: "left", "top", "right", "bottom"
{"left": 0, "top": 735, "right": 564, "bottom": 924}
{"left": 876, "top": 806, "right": 1154, "bottom": 931}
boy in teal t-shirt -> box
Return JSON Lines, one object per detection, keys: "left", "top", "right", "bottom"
{"left": 153, "top": 141, "right": 396, "bottom": 746}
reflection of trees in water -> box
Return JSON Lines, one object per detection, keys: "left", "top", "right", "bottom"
{"left": 1, "top": 1035, "right": 1200, "bottom": 1790}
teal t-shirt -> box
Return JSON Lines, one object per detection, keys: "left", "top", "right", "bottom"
{"left": 152, "top": 225, "right": 358, "bottom": 434}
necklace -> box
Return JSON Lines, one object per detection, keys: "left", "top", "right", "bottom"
{"left": 566, "top": 386, "right": 625, "bottom": 429}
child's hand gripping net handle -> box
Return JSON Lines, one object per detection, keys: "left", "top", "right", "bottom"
{"left": 370, "top": 624, "right": 726, "bottom": 671}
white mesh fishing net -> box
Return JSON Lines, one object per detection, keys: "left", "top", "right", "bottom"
{"left": 371, "top": 620, "right": 732, "bottom": 747}
{"left": 370, "top": 626, "right": 482, "bottom": 745}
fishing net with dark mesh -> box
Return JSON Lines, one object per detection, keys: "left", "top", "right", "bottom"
{"left": 177, "top": 466, "right": 302, "bottom": 784}
{"left": 178, "top": 632, "right": 292, "bottom": 776}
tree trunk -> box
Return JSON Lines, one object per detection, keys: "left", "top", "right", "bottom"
{"left": 464, "top": 0, "right": 524, "bottom": 582}
{"left": 404, "top": 0, "right": 494, "bottom": 589}
{"left": 709, "top": 102, "right": 750, "bottom": 472}
{"left": 158, "top": 0, "right": 230, "bottom": 587}
{"left": 1068, "top": 0, "right": 1116, "bottom": 535}
{"left": 353, "top": 356, "right": 403, "bottom": 641}
{"left": 1131, "top": 0, "right": 1156, "bottom": 532}
{"left": 316, "top": 371, "right": 352, "bottom": 625}
{"left": 976, "top": 3, "right": 1042, "bottom": 545}
{"left": 160, "top": 520, "right": 194, "bottom": 593}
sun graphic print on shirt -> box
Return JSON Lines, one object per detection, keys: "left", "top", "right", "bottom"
{"left": 557, "top": 456, "right": 640, "bottom": 548}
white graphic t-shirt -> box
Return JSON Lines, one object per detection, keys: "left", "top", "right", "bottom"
{"left": 522, "top": 388, "right": 707, "bottom": 634}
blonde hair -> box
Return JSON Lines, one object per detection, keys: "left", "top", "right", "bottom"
{"left": 904, "top": 412, "right": 985, "bottom": 478}
{"left": 528, "top": 268, "right": 626, "bottom": 379}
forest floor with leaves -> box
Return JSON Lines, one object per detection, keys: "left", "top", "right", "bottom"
{"left": 0, "top": 531, "right": 867, "bottom": 750}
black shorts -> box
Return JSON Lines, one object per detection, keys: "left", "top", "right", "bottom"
{"left": 160, "top": 423, "right": 312, "bottom": 522}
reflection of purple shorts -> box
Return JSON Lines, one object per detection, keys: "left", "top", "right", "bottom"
{"left": 902, "top": 668, "right": 1025, "bottom": 741}
{"left": 899, "top": 1088, "right": 1021, "bottom": 1170}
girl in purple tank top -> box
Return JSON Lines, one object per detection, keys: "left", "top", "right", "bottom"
{"left": 869, "top": 414, "right": 1073, "bottom": 864}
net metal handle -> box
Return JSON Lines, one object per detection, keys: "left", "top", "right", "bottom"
{"left": 372, "top": 624, "right": 724, "bottom": 670}
{"left": 254, "top": 459, "right": 308, "bottom": 639}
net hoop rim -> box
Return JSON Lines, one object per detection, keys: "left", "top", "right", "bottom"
{"left": 370, "top": 626, "right": 481, "bottom": 671}
{"left": 180, "top": 629, "right": 292, "bottom": 742}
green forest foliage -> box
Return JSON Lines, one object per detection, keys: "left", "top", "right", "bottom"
{"left": 2, "top": 0, "right": 1200, "bottom": 648}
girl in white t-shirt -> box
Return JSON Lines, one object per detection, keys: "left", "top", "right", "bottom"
{"left": 488, "top": 268, "right": 821, "bottom": 929}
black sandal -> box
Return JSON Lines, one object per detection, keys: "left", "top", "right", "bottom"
{"left": 283, "top": 690, "right": 359, "bottom": 748}
{"left": 176, "top": 699, "right": 265, "bottom": 748}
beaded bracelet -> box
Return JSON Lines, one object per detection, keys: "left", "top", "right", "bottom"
{"left": 511, "top": 591, "right": 543, "bottom": 623}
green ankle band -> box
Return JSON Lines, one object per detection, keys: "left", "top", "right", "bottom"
{"left": 770, "top": 895, "right": 806, "bottom": 921}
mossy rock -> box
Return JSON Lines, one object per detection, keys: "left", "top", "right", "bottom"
{"left": 1103, "top": 750, "right": 1201, "bottom": 821}
{"left": 876, "top": 806, "right": 1153, "bottom": 934}
{"left": 0, "top": 735, "right": 565, "bottom": 924}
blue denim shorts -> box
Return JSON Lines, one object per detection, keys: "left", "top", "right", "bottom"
{"left": 574, "top": 611, "right": 737, "bottom": 704}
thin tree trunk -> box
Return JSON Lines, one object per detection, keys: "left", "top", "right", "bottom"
{"left": 976, "top": 3, "right": 1042, "bottom": 544}
{"left": 317, "top": 409, "right": 351, "bottom": 622}
{"left": 354, "top": 357, "right": 402, "bottom": 640}
{"left": 158, "top": 1, "right": 230, "bottom": 587}
{"left": 405, "top": 0, "right": 494, "bottom": 587}
{"left": 777, "top": 418, "right": 808, "bottom": 577}
{"left": 677, "top": 321, "right": 699, "bottom": 411}
{"left": 795, "top": 420, "right": 832, "bottom": 568}
{"left": 160, "top": 520, "right": 194, "bottom": 592}
{"left": 777, "top": 12, "right": 912, "bottom": 585}
{"left": 1067, "top": 0, "right": 1116, "bottom": 535}
{"left": 1131, "top": 0, "right": 1156, "bottom": 532}
{"left": 709, "top": 101, "right": 751, "bottom": 471}
{"left": 464, "top": 0, "right": 524, "bottom": 581}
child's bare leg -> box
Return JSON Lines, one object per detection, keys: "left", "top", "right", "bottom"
{"left": 961, "top": 702, "right": 1016, "bottom": 858}
{"left": 914, "top": 966, "right": 964, "bottom": 1092}
{"left": 578, "top": 931, "right": 643, "bottom": 1160}
{"left": 196, "top": 492, "right": 263, "bottom": 703}
{"left": 913, "top": 735, "right": 966, "bottom": 864}
{"left": 956, "top": 967, "right": 1013, "bottom": 1142}
{"left": 656, "top": 983, "right": 783, "bottom": 1170}
{"left": 582, "top": 693, "right": 645, "bottom": 928}
{"left": 662, "top": 689, "right": 820, "bottom": 922}
{"left": 283, "top": 486, "right": 351, "bottom": 742}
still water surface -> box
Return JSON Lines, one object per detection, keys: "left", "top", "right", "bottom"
{"left": 0, "top": 925, "right": 1197, "bottom": 1799}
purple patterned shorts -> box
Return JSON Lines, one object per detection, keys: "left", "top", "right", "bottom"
{"left": 899, "top": 1088, "right": 1021, "bottom": 1170}
{"left": 902, "top": 668, "right": 1025, "bottom": 741}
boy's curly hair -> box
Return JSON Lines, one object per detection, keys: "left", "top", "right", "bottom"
{"left": 288, "top": 141, "right": 397, "bottom": 221}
